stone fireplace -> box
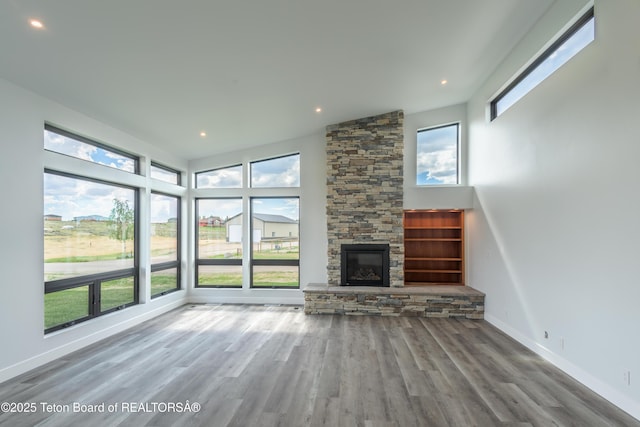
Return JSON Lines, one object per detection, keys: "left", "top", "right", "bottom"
{"left": 326, "top": 110, "right": 404, "bottom": 287}
{"left": 305, "top": 109, "right": 485, "bottom": 319}
{"left": 341, "top": 244, "right": 390, "bottom": 286}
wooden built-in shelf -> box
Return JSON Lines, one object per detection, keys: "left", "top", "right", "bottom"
{"left": 404, "top": 210, "right": 464, "bottom": 286}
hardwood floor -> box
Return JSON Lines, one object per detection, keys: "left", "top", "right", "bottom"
{"left": 0, "top": 304, "right": 637, "bottom": 426}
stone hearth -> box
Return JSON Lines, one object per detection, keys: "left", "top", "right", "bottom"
{"left": 304, "top": 284, "right": 484, "bottom": 319}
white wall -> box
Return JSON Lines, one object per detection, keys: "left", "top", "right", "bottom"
{"left": 188, "top": 133, "right": 327, "bottom": 305}
{"left": 467, "top": 0, "right": 640, "bottom": 418}
{"left": 0, "top": 77, "right": 188, "bottom": 382}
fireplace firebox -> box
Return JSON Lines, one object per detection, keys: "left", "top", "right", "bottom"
{"left": 341, "top": 244, "right": 390, "bottom": 286}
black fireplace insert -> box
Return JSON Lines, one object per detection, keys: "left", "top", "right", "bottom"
{"left": 341, "top": 244, "right": 390, "bottom": 286}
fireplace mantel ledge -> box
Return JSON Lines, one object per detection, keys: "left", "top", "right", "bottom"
{"left": 303, "top": 283, "right": 485, "bottom": 318}
{"left": 303, "top": 283, "right": 484, "bottom": 297}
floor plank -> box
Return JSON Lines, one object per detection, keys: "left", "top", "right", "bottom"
{"left": 0, "top": 304, "right": 637, "bottom": 427}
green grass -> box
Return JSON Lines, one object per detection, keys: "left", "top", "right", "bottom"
{"left": 252, "top": 270, "right": 299, "bottom": 288}
{"left": 44, "top": 277, "right": 135, "bottom": 330}
{"left": 151, "top": 273, "right": 178, "bottom": 295}
{"left": 198, "top": 273, "right": 243, "bottom": 287}
{"left": 101, "top": 277, "right": 135, "bottom": 311}
{"left": 46, "top": 253, "right": 133, "bottom": 263}
{"left": 44, "top": 287, "right": 90, "bottom": 329}
{"left": 252, "top": 250, "right": 299, "bottom": 260}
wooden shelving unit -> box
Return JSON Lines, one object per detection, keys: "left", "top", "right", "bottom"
{"left": 403, "top": 210, "right": 464, "bottom": 286}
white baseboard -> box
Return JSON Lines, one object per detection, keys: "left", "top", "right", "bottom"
{"left": 187, "top": 295, "right": 304, "bottom": 306}
{"left": 0, "top": 299, "right": 184, "bottom": 384}
{"left": 485, "top": 314, "right": 640, "bottom": 422}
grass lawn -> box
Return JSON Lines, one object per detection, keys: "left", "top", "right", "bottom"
{"left": 198, "top": 270, "right": 299, "bottom": 288}
{"left": 150, "top": 272, "right": 179, "bottom": 295}
{"left": 45, "top": 277, "right": 135, "bottom": 329}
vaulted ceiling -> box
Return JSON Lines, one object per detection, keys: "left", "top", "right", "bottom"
{"left": 0, "top": 0, "right": 554, "bottom": 159}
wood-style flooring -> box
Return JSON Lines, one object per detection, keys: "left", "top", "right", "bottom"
{"left": 0, "top": 304, "right": 637, "bottom": 427}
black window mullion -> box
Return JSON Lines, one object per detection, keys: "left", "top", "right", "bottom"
{"left": 92, "top": 281, "right": 100, "bottom": 317}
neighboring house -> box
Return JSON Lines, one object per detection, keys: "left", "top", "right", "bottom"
{"left": 43, "top": 214, "right": 62, "bottom": 221}
{"left": 198, "top": 216, "right": 222, "bottom": 227}
{"left": 226, "top": 213, "right": 298, "bottom": 242}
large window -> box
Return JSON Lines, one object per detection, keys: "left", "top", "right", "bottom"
{"left": 195, "top": 154, "right": 301, "bottom": 289}
{"left": 44, "top": 171, "right": 138, "bottom": 332}
{"left": 196, "top": 198, "right": 243, "bottom": 287}
{"left": 490, "top": 7, "right": 595, "bottom": 120}
{"left": 416, "top": 123, "right": 459, "bottom": 185}
{"left": 251, "top": 197, "right": 299, "bottom": 288}
{"left": 44, "top": 124, "right": 138, "bottom": 173}
{"left": 150, "top": 192, "right": 180, "bottom": 297}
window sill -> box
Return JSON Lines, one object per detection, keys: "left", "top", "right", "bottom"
{"left": 404, "top": 185, "right": 474, "bottom": 210}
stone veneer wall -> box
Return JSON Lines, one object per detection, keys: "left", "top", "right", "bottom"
{"left": 326, "top": 110, "right": 404, "bottom": 287}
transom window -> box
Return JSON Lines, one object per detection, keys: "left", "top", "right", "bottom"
{"left": 151, "top": 162, "right": 181, "bottom": 185}
{"left": 416, "top": 123, "right": 459, "bottom": 185}
{"left": 490, "top": 7, "right": 595, "bottom": 120}
{"left": 196, "top": 164, "right": 242, "bottom": 188}
{"left": 250, "top": 154, "right": 300, "bottom": 188}
{"left": 44, "top": 124, "right": 138, "bottom": 173}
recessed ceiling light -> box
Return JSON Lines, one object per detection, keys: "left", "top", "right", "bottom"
{"left": 199, "top": 131, "right": 207, "bottom": 137}
{"left": 441, "top": 79, "right": 448, "bottom": 85}
{"left": 29, "top": 19, "right": 44, "bottom": 29}
{"left": 315, "top": 107, "right": 323, "bottom": 113}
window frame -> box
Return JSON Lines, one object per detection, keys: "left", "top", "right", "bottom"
{"left": 249, "top": 153, "right": 300, "bottom": 188}
{"left": 195, "top": 164, "right": 243, "bottom": 189}
{"left": 149, "top": 191, "right": 181, "bottom": 298}
{"left": 150, "top": 162, "right": 182, "bottom": 186}
{"left": 44, "top": 169, "right": 139, "bottom": 333}
{"left": 490, "top": 6, "right": 595, "bottom": 121}
{"left": 250, "top": 196, "right": 300, "bottom": 289}
{"left": 416, "top": 122, "right": 460, "bottom": 186}
{"left": 195, "top": 197, "right": 243, "bottom": 288}
{"left": 44, "top": 123, "right": 140, "bottom": 174}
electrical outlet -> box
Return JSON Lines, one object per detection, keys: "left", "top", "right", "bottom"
{"left": 544, "top": 331, "right": 549, "bottom": 339}
{"left": 624, "top": 370, "right": 631, "bottom": 386}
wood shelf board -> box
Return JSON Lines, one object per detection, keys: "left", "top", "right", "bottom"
{"left": 405, "top": 269, "right": 462, "bottom": 274}
{"left": 404, "top": 226, "right": 462, "bottom": 230}
{"left": 404, "top": 282, "right": 465, "bottom": 287}
{"left": 405, "top": 238, "right": 462, "bottom": 242}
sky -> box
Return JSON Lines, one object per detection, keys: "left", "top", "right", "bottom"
{"left": 196, "top": 154, "right": 300, "bottom": 189}
{"left": 44, "top": 129, "right": 136, "bottom": 173}
{"left": 250, "top": 154, "right": 300, "bottom": 188}
{"left": 44, "top": 172, "right": 135, "bottom": 221}
{"left": 150, "top": 165, "right": 179, "bottom": 184}
{"left": 150, "top": 193, "right": 178, "bottom": 223}
{"left": 496, "top": 16, "right": 595, "bottom": 117}
{"left": 416, "top": 124, "right": 458, "bottom": 185}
